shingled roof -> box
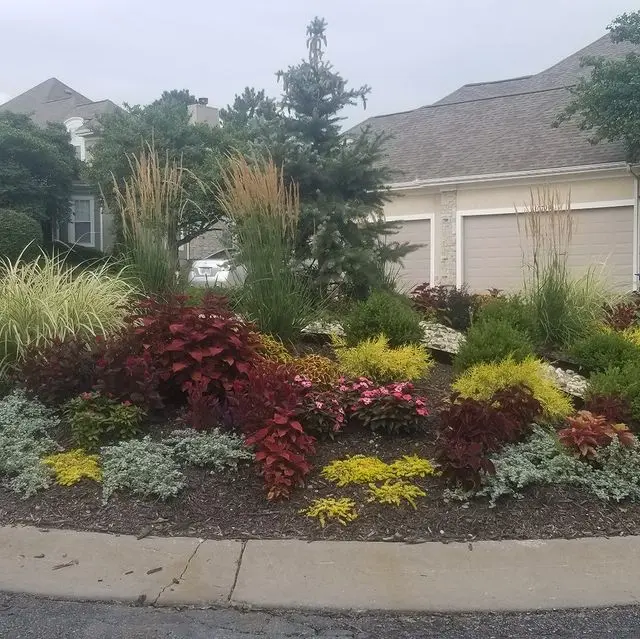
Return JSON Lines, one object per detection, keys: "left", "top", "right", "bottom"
{"left": 0, "top": 78, "right": 119, "bottom": 128}
{"left": 354, "top": 34, "right": 637, "bottom": 184}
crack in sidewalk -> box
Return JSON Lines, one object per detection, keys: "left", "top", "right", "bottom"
{"left": 228, "top": 539, "right": 248, "bottom": 603}
{"left": 152, "top": 538, "right": 205, "bottom": 606}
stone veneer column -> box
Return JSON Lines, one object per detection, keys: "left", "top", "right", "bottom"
{"left": 438, "top": 190, "right": 458, "bottom": 286}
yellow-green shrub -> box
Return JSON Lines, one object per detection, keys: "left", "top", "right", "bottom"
{"left": 255, "top": 333, "right": 293, "bottom": 363}
{"left": 291, "top": 354, "right": 340, "bottom": 388}
{"left": 300, "top": 497, "right": 358, "bottom": 527}
{"left": 333, "top": 334, "right": 432, "bottom": 383}
{"left": 42, "top": 449, "right": 102, "bottom": 486}
{"left": 366, "top": 480, "right": 426, "bottom": 509}
{"left": 452, "top": 356, "right": 573, "bottom": 420}
{"left": 623, "top": 326, "right": 640, "bottom": 347}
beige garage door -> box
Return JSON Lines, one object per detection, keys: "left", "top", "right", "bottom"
{"left": 389, "top": 219, "right": 431, "bottom": 290}
{"left": 462, "top": 207, "right": 634, "bottom": 292}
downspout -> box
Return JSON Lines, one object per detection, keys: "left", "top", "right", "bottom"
{"left": 629, "top": 164, "right": 640, "bottom": 291}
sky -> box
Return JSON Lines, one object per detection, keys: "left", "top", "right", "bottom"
{"left": 0, "top": 0, "right": 637, "bottom": 127}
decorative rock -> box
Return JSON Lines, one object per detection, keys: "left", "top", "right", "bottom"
{"left": 542, "top": 364, "right": 588, "bottom": 398}
{"left": 302, "top": 321, "right": 345, "bottom": 337}
{"left": 420, "top": 321, "right": 466, "bottom": 354}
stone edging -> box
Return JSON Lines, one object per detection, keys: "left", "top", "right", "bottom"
{"left": 2, "top": 525, "right": 640, "bottom": 612}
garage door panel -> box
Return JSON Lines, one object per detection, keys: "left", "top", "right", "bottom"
{"left": 389, "top": 220, "right": 431, "bottom": 289}
{"left": 463, "top": 208, "right": 634, "bottom": 292}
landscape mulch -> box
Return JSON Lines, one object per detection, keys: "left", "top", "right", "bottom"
{"left": 2, "top": 362, "right": 639, "bottom": 544}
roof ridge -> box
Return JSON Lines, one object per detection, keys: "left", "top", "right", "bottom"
{"left": 464, "top": 75, "right": 533, "bottom": 88}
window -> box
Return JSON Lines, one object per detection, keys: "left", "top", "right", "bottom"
{"left": 71, "top": 198, "right": 93, "bottom": 246}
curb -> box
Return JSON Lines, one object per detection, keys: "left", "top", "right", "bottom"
{"left": 1, "top": 525, "right": 639, "bottom": 612}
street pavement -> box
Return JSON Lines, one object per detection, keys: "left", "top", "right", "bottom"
{"left": 2, "top": 593, "right": 640, "bottom": 639}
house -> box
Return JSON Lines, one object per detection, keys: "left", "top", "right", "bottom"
{"left": 0, "top": 78, "right": 221, "bottom": 255}
{"left": 354, "top": 34, "right": 640, "bottom": 292}
{"left": 0, "top": 78, "right": 120, "bottom": 252}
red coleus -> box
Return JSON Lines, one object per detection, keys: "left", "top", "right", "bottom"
{"left": 128, "top": 293, "right": 259, "bottom": 402}
{"left": 558, "top": 410, "right": 635, "bottom": 460}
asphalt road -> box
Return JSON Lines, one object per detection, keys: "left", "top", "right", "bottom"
{"left": 2, "top": 593, "right": 640, "bottom": 638}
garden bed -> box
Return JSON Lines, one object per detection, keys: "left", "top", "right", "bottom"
{"left": 2, "top": 360, "right": 639, "bottom": 545}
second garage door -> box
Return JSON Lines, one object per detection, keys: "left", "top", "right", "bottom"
{"left": 462, "top": 207, "right": 634, "bottom": 292}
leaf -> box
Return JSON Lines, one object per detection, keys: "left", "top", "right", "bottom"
{"left": 171, "top": 362, "right": 188, "bottom": 372}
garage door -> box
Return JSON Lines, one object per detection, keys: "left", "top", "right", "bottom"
{"left": 389, "top": 219, "right": 432, "bottom": 289}
{"left": 462, "top": 207, "right": 634, "bottom": 292}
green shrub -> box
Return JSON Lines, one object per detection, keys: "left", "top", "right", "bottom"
{"left": 475, "top": 295, "right": 537, "bottom": 339}
{"left": 587, "top": 362, "right": 640, "bottom": 423}
{"left": 0, "top": 209, "right": 43, "bottom": 263}
{"left": 333, "top": 334, "right": 433, "bottom": 382}
{"left": 101, "top": 437, "right": 185, "bottom": 503}
{"left": 64, "top": 392, "right": 145, "bottom": 451}
{"left": 344, "top": 290, "right": 423, "bottom": 347}
{"left": 0, "top": 390, "right": 58, "bottom": 497}
{"left": 569, "top": 331, "right": 640, "bottom": 374}
{"left": 453, "top": 319, "right": 535, "bottom": 374}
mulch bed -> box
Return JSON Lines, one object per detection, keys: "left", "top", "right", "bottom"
{"left": 2, "top": 362, "right": 640, "bottom": 543}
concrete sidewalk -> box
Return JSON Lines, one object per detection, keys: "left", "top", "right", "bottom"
{"left": 1, "top": 525, "right": 639, "bottom": 612}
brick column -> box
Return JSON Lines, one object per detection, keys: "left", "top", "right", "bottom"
{"left": 438, "top": 190, "right": 457, "bottom": 286}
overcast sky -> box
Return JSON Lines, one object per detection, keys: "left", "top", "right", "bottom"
{"left": 0, "top": 0, "right": 637, "bottom": 127}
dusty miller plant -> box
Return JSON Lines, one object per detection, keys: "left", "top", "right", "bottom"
{"left": 164, "top": 428, "right": 252, "bottom": 470}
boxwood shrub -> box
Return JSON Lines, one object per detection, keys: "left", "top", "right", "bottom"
{"left": 0, "top": 208, "right": 43, "bottom": 263}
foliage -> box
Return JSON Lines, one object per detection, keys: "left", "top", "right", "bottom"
{"left": 163, "top": 428, "right": 252, "bottom": 469}
{"left": 0, "top": 390, "right": 58, "bottom": 497}
{"left": 256, "top": 333, "right": 293, "bottom": 363}
{"left": 569, "top": 330, "right": 640, "bottom": 374}
{"left": 558, "top": 410, "right": 635, "bottom": 459}
{"left": 366, "top": 480, "right": 426, "bottom": 509}
{"left": 344, "top": 291, "right": 424, "bottom": 347}
{"left": 296, "top": 388, "right": 345, "bottom": 439}
{"left": 584, "top": 394, "right": 633, "bottom": 425}
{"left": 587, "top": 363, "right": 640, "bottom": 423}
{"left": 452, "top": 319, "right": 535, "bottom": 374}
{"left": 410, "top": 283, "right": 479, "bottom": 331}
{"left": 341, "top": 378, "right": 429, "bottom": 435}
{"left": 94, "top": 332, "right": 163, "bottom": 410}
{"left": 101, "top": 437, "right": 185, "bottom": 503}
{"left": 229, "top": 360, "right": 316, "bottom": 499}
{"left": 463, "top": 426, "right": 640, "bottom": 505}
{"left": 623, "top": 326, "right": 640, "bottom": 347}
{"left": 554, "top": 11, "right": 640, "bottom": 161}
{"left": 64, "top": 392, "right": 145, "bottom": 451}
{"left": 474, "top": 294, "right": 537, "bottom": 339}
{"left": 0, "top": 112, "right": 78, "bottom": 226}
{"left": 127, "top": 293, "right": 258, "bottom": 402}
{"left": 301, "top": 497, "right": 358, "bottom": 527}
{"left": 321, "top": 455, "right": 394, "bottom": 486}
{"left": 388, "top": 455, "right": 438, "bottom": 479}
{"left": 112, "top": 146, "right": 189, "bottom": 298}
{"left": 290, "top": 355, "right": 340, "bottom": 389}
{"left": 18, "top": 337, "right": 96, "bottom": 406}
{"left": 437, "top": 386, "right": 542, "bottom": 487}
{"left": 266, "top": 17, "right": 415, "bottom": 298}
{"left": 334, "top": 334, "right": 432, "bottom": 383}
{"left": 518, "top": 189, "right": 610, "bottom": 348}
{"left": 43, "top": 449, "right": 102, "bottom": 486}
{"left": 182, "top": 378, "right": 220, "bottom": 430}
{"left": 605, "top": 295, "right": 640, "bottom": 330}
{"left": 452, "top": 357, "right": 573, "bottom": 420}
{"left": 88, "top": 90, "right": 236, "bottom": 246}
{"left": 217, "top": 154, "right": 320, "bottom": 341}
{"left": 0, "top": 253, "right": 134, "bottom": 372}
{"left": 0, "top": 209, "right": 43, "bottom": 263}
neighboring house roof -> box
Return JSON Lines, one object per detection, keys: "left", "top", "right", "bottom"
{"left": 0, "top": 77, "right": 119, "bottom": 129}
{"left": 354, "top": 35, "right": 638, "bottom": 184}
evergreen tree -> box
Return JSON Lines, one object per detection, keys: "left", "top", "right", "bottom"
{"left": 275, "top": 17, "right": 415, "bottom": 298}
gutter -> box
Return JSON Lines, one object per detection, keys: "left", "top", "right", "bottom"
{"left": 388, "top": 162, "right": 630, "bottom": 191}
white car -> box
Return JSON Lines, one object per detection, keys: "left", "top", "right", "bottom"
{"left": 187, "top": 249, "right": 245, "bottom": 287}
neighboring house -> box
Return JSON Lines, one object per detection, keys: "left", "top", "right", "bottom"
{"left": 0, "top": 78, "right": 220, "bottom": 255}
{"left": 354, "top": 35, "right": 640, "bottom": 292}
{"left": 0, "top": 77, "right": 120, "bottom": 252}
